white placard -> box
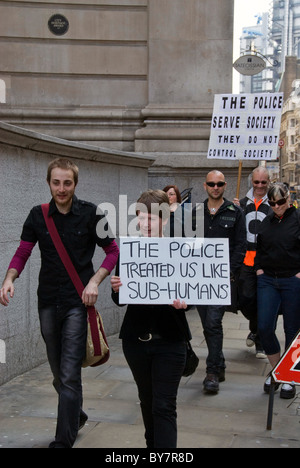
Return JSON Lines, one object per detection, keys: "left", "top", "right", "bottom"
{"left": 208, "top": 93, "right": 283, "bottom": 160}
{"left": 119, "top": 237, "right": 231, "bottom": 305}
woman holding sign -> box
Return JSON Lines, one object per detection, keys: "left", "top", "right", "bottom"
{"left": 256, "top": 183, "right": 300, "bottom": 399}
{"left": 111, "top": 190, "right": 192, "bottom": 449}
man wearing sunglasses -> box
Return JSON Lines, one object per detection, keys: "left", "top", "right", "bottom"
{"left": 234, "top": 167, "right": 272, "bottom": 360}
{"left": 196, "top": 171, "right": 246, "bottom": 394}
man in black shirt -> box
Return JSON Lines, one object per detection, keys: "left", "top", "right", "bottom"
{"left": 0, "top": 158, "right": 118, "bottom": 448}
{"left": 195, "top": 171, "right": 246, "bottom": 394}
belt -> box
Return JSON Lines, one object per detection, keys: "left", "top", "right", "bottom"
{"left": 138, "top": 333, "right": 162, "bottom": 342}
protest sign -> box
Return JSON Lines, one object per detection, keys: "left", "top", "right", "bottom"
{"left": 119, "top": 237, "right": 231, "bottom": 305}
{"left": 208, "top": 93, "right": 283, "bottom": 161}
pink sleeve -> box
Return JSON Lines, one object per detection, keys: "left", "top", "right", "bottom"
{"left": 100, "top": 240, "right": 119, "bottom": 273}
{"left": 8, "top": 241, "right": 36, "bottom": 276}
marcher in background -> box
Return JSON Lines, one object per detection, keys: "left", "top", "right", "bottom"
{"left": 111, "top": 190, "right": 191, "bottom": 448}
{"left": 255, "top": 182, "right": 300, "bottom": 399}
{"left": 163, "top": 185, "right": 186, "bottom": 237}
{"left": 195, "top": 171, "right": 246, "bottom": 394}
{"left": 163, "top": 185, "right": 182, "bottom": 210}
{"left": 234, "top": 167, "right": 272, "bottom": 359}
{"left": 0, "top": 158, "right": 119, "bottom": 448}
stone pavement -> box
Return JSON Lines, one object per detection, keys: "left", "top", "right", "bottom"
{"left": 0, "top": 308, "right": 300, "bottom": 449}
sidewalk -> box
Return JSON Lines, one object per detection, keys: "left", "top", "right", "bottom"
{"left": 0, "top": 309, "right": 299, "bottom": 449}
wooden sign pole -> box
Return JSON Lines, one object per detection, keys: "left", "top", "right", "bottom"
{"left": 236, "top": 160, "right": 243, "bottom": 200}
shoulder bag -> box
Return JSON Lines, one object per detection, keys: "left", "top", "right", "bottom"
{"left": 41, "top": 204, "right": 110, "bottom": 368}
{"left": 172, "top": 309, "right": 199, "bottom": 377}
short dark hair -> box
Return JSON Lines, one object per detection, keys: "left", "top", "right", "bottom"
{"left": 136, "top": 190, "right": 170, "bottom": 221}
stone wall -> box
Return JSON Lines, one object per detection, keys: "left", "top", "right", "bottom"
{"left": 0, "top": 0, "right": 148, "bottom": 150}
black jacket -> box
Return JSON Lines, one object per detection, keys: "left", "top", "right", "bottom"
{"left": 194, "top": 199, "right": 246, "bottom": 276}
{"left": 255, "top": 206, "right": 300, "bottom": 278}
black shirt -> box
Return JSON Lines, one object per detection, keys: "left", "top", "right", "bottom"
{"left": 112, "top": 261, "right": 192, "bottom": 343}
{"left": 118, "top": 303, "right": 191, "bottom": 342}
{"left": 21, "top": 196, "right": 113, "bottom": 308}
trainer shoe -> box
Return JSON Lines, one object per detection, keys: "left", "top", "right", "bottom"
{"left": 256, "top": 347, "right": 267, "bottom": 359}
{"left": 246, "top": 332, "right": 256, "bottom": 348}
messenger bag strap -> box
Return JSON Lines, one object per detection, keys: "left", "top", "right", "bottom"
{"left": 41, "top": 203, "right": 102, "bottom": 356}
{"left": 41, "top": 203, "right": 84, "bottom": 297}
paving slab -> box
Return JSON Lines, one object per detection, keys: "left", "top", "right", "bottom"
{"left": 0, "top": 309, "right": 299, "bottom": 449}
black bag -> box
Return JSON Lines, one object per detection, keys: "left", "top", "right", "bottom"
{"left": 183, "top": 341, "right": 199, "bottom": 377}
{"left": 172, "top": 309, "right": 199, "bottom": 377}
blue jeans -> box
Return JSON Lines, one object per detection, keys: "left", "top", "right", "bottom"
{"left": 196, "top": 305, "right": 226, "bottom": 375}
{"left": 122, "top": 339, "right": 187, "bottom": 448}
{"left": 257, "top": 274, "right": 300, "bottom": 356}
{"left": 38, "top": 304, "right": 87, "bottom": 448}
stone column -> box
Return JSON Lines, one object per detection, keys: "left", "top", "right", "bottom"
{"left": 138, "top": 0, "right": 255, "bottom": 200}
{"left": 135, "top": 0, "right": 234, "bottom": 154}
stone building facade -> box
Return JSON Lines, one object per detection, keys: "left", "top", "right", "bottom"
{"left": 0, "top": 0, "right": 254, "bottom": 199}
{"left": 0, "top": 0, "right": 255, "bottom": 383}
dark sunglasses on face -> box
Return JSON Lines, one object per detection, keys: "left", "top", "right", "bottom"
{"left": 253, "top": 180, "right": 268, "bottom": 185}
{"left": 268, "top": 198, "right": 287, "bottom": 207}
{"left": 206, "top": 182, "right": 226, "bottom": 188}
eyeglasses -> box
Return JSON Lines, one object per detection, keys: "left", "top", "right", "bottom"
{"left": 206, "top": 182, "right": 226, "bottom": 188}
{"left": 268, "top": 198, "right": 287, "bottom": 207}
{"left": 253, "top": 180, "right": 268, "bottom": 185}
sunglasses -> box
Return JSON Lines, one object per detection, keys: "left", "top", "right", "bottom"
{"left": 253, "top": 180, "right": 268, "bottom": 185}
{"left": 268, "top": 198, "right": 287, "bottom": 207}
{"left": 206, "top": 182, "right": 226, "bottom": 188}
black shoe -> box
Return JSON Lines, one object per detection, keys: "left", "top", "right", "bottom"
{"left": 280, "top": 384, "right": 296, "bottom": 400}
{"left": 263, "top": 375, "right": 280, "bottom": 394}
{"left": 203, "top": 374, "right": 219, "bottom": 394}
{"left": 79, "top": 410, "right": 88, "bottom": 430}
{"left": 219, "top": 369, "right": 226, "bottom": 383}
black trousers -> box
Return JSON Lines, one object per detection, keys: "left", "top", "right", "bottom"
{"left": 197, "top": 305, "right": 226, "bottom": 375}
{"left": 39, "top": 304, "right": 87, "bottom": 448}
{"left": 122, "top": 339, "right": 187, "bottom": 448}
{"left": 238, "top": 264, "right": 258, "bottom": 334}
